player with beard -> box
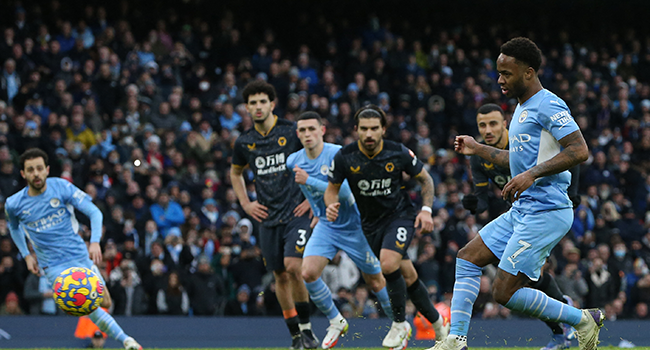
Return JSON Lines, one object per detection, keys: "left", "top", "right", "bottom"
{"left": 325, "top": 105, "right": 449, "bottom": 350}
{"left": 230, "top": 81, "right": 317, "bottom": 349}
{"left": 463, "top": 103, "right": 578, "bottom": 350}
{"left": 6, "top": 148, "right": 142, "bottom": 350}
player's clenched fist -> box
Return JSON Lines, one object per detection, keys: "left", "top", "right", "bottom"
{"left": 455, "top": 135, "right": 479, "bottom": 155}
{"left": 326, "top": 202, "right": 340, "bottom": 222}
{"left": 293, "top": 165, "right": 309, "bottom": 185}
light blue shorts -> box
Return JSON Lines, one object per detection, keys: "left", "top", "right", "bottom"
{"left": 479, "top": 208, "right": 573, "bottom": 281}
{"left": 304, "top": 222, "right": 381, "bottom": 275}
{"left": 44, "top": 258, "right": 105, "bottom": 287}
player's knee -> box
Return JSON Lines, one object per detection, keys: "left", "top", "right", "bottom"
{"left": 457, "top": 245, "right": 472, "bottom": 261}
{"left": 301, "top": 268, "right": 319, "bottom": 283}
{"left": 492, "top": 283, "right": 514, "bottom": 306}
{"left": 380, "top": 260, "right": 399, "bottom": 275}
{"left": 274, "top": 270, "right": 291, "bottom": 285}
{"left": 100, "top": 294, "right": 112, "bottom": 309}
{"left": 366, "top": 275, "right": 385, "bottom": 292}
{"left": 285, "top": 263, "right": 302, "bottom": 279}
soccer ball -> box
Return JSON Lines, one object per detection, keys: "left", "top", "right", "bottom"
{"left": 53, "top": 267, "right": 105, "bottom": 316}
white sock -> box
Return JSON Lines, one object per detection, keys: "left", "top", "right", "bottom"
{"left": 330, "top": 313, "right": 345, "bottom": 324}
{"left": 299, "top": 322, "right": 312, "bottom": 331}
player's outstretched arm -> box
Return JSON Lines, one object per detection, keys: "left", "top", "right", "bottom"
{"left": 230, "top": 165, "right": 268, "bottom": 222}
{"left": 455, "top": 135, "right": 510, "bottom": 168}
{"left": 414, "top": 169, "right": 434, "bottom": 233}
{"left": 503, "top": 130, "right": 588, "bottom": 202}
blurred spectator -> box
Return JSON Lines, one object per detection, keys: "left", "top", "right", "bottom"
{"left": 224, "top": 284, "right": 260, "bottom": 316}
{"left": 23, "top": 271, "right": 57, "bottom": 315}
{"left": 150, "top": 190, "right": 185, "bottom": 237}
{"left": 156, "top": 271, "right": 189, "bottom": 315}
{"left": 186, "top": 255, "right": 226, "bottom": 315}
{"left": 0, "top": 291, "right": 23, "bottom": 315}
{"left": 108, "top": 258, "right": 147, "bottom": 316}
{"left": 348, "top": 285, "right": 378, "bottom": 319}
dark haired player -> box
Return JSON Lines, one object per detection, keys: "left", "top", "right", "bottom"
{"left": 325, "top": 105, "right": 449, "bottom": 349}
{"left": 6, "top": 148, "right": 141, "bottom": 350}
{"left": 431, "top": 37, "right": 603, "bottom": 350}
{"left": 287, "top": 111, "right": 394, "bottom": 348}
{"left": 230, "top": 81, "right": 317, "bottom": 349}
{"left": 463, "top": 103, "right": 578, "bottom": 350}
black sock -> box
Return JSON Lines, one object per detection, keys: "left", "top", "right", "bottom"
{"left": 295, "top": 302, "right": 311, "bottom": 325}
{"left": 530, "top": 272, "right": 566, "bottom": 303}
{"left": 545, "top": 321, "right": 564, "bottom": 335}
{"left": 384, "top": 269, "right": 407, "bottom": 323}
{"left": 285, "top": 315, "right": 301, "bottom": 337}
{"left": 407, "top": 279, "right": 440, "bottom": 324}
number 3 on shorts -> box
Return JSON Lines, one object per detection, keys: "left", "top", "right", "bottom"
{"left": 296, "top": 229, "right": 307, "bottom": 246}
{"left": 507, "top": 239, "right": 531, "bottom": 269}
{"left": 396, "top": 227, "right": 408, "bottom": 242}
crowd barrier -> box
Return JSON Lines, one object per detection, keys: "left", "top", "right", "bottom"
{"left": 0, "top": 316, "right": 646, "bottom": 348}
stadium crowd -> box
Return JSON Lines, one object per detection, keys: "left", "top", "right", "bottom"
{"left": 0, "top": 0, "right": 649, "bottom": 323}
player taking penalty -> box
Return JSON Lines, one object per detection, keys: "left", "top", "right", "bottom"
{"left": 464, "top": 103, "right": 577, "bottom": 350}
{"left": 6, "top": 148, "right": 141, "bottom": 350}
{"left": 287, "top": 111, "right": 394, "bottom": 349}
{"left": 430, "top": 37, "right": 604, "bottom": 350}
{"left": 325, "top": 105, "right": 449, "bottom": 349}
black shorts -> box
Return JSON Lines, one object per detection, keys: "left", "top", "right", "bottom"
{"left": 259, "top": 215, "right": 312, "bottom": 272}
{"left": 365, "top": 218, "right": 415, "bottom": 259}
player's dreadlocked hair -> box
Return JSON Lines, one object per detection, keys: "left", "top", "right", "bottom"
{"left": 500, "top": 37, "right": 543, "bottom": 72}
{"left": 354, "top": 104, "right": 387, "bottom": 127}
{"left": 20, "top": 148, "right": 49, "bottom": 170}
{"left": 242, "top": 80, "right": 277, "bottom": 103}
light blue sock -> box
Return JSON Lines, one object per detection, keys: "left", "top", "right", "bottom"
{"left": 505, "top": 287, "right": 583, "bottom": 326}
{"left": 88, "top": 308, "right": 128, "bottom": 343}
{"left": 372, "top": 286, "right": 394, "bottom": 321}
{"left": 450, "top": 258, "right": 482, "bottom": 336}
{"left": 305, "top": 278, "right": 339, "bottom": 320}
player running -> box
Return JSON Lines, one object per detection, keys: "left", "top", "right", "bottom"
{"left": 230, "top": 81, "right": 317, "bottom": 349}
{"left": 463, "top": 103, "right": 577, "bottom": 350}
{"left": 287, "top": 111, "right": 394, "bottom": 349}
{"left": 325, "top": 105, "right": 449, "bottom": 349}
{"left": 431, "top": 37, "right": 604, "bottom": 350}
{"left": 6, "top": 148, "right": 142, "bottom": 350}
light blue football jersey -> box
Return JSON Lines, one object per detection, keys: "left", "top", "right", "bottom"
{"left": 6, "top": 177, "right": 103, "bottom": 268}
{"left": 508, "top": 89, "right": 580, "bottom": 212}
{"left": 287, "top": 143, "right": 361, "bottom": 232}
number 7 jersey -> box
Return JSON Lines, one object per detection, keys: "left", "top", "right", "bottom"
{"left": 508, "top": 89, "right": 580, "bottom": 213}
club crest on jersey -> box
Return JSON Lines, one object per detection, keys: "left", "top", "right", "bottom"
{"left": 385, "top": 162, "right": 395, "bottom": 172}
{"left": 278, "top": 137, "right": 287, "bottom": 146}
{"left": 247, "top": 143, "right": 256, "bottom": 150}
{"left": 50, "top": 198, "right": 61, "bottom": 208}
{"left": 350, "top": 165, "right": 361, "bottom": 174}
{"left": 320, "top": 164, "right": 329, "bottom": 175}
{"left": 518, "top": 110, "right": 528, "bottom": 123}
